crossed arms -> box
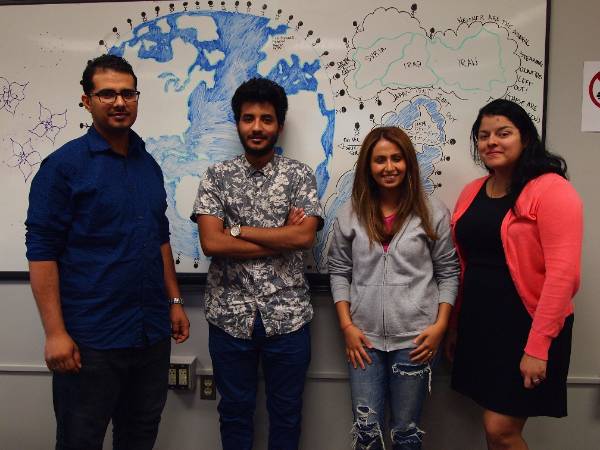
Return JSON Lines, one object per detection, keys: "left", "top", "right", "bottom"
{"left": 197, "top": 207, "right": 320, "bottom": 259}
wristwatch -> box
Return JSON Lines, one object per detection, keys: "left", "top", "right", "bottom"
{"left": 169, "top": 297, "right": 185, "bottom": 305}
{"left": 230, "top": 224, "right": 241, "bottom": 237}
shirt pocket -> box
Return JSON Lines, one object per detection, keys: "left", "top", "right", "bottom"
{"left": 383, "top": 283, "right": 434, "bottom": 337}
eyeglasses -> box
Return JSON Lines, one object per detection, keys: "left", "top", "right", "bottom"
{"left": 89, "top": 89, "right": 140, "bottom": 103}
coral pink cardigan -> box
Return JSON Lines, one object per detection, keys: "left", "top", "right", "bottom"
{"left": 451, "top": 173, "right": 583, "bottom": 360}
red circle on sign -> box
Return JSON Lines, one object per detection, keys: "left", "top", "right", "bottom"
{"left": 589, "top": 71, "right": 600, "bottom": 108}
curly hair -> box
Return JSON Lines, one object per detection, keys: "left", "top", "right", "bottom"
{"left": 231, "top": 78, "right": 288, "bottom": 125}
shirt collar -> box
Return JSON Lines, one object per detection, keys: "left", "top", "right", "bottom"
{"left": 86, "top": 126, "right": 144, "bottom": 155}
{"left": 240, "top": 153, "right": 278, "bottom": 178}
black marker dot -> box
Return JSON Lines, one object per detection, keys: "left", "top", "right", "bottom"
{"left": 341, "top": 107, "right": 347, "bottom": 113}
{"left": 354, "top": 122, "right": 360, "bottom": 130}
{"left": 339, "top": 89, "right": 345, "bottom": 96}
{"left": 262, "top": 4, "right": 267, "bottom": 10}
{"left": 247, "top": 2, "right": 252, "bottom": 7}
{"left": 352, "top": 21, "right": 358, "bottom": 26}
{"left": 307, "top": 30, "right": 313, "bottom": 36}
{"left": 335, "top": 73, "right": 340, "bottom": 79}
{"left": 322, "top": 51, "right": 329, "bottom": 56}
{"left": 277, "top": 9, "right": 282, "bottom": 14}
{"left": 436, "top": 170, "right": 442, "bottom": 175}
{"left": 99, "top": 40, "right": 104, "bottom": 46}
{"left": 328, "top": 61, "right": 335, "bottom": 67}
{"left": 430, "top": 27, "right": 435, "bottom": 34}
{"left": 297, "top": 21, "right": 303, "bottom": 27}
{"left": 127, "top": 18, "right": 132, "bottom": 24}
{"left": 194, "top": 262, "right": 199, "bottom": 268}
{"left": 411, "top": 4, "right": 417, "bottom": 12}
{"left": 112, "top": 27, "right": 118, "bottom": 33}
{"left": 79, "top": 123, "right": 84, "bottom": 129}
{"left": 369, "top": 114, "right": 374, "bottom": 119}
{"left": 79, "top": 102, "right": 83, "bottom": 107}
{"left": 208, "top": 1, "right": 214, "bottom": 6}
{"left": 377, "top": 99, "right": 382, "bottom": 106}
{"left": 288, "top": 15, "right": 294, "bottom": 20}
{"left": 141, "top": 12, "right": 146, "bottom": 17}
{"left": 315, "top": 38, "right": 321, "bottom": 44}
{"left": 445, "top": 156, "right": 451, "bottom": 161}
{"left": 155, "top": 6, "right": 160, "bottom": 14}
{"left": 449, "top": 138, "right": 456, "bottom": 145}
{"left": 359, "top": 102, "right": 364, "bottom": 110}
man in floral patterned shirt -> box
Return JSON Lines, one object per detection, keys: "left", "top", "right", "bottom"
{"left": 191, "top": 78, "right": 323, "bottom": 450}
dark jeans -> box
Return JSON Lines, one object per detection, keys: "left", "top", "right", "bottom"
{"left": 209, "top": 315, "right": 311, "bottom": 450}
{"left": 53, "top": 338, "right": 171, "bottom": 450}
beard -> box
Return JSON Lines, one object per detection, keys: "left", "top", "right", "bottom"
{"left": 238, "top": 130, "right": 279, "bottom": 157}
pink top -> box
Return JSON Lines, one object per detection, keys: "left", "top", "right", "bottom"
{"left": 382, "top": 214, "right": 395, "bottom": 252}
{"left": 451, "top": 173, "right": 583, "bottom": 360}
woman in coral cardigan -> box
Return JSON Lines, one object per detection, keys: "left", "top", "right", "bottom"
{"left": 446, "top": 99, "right": 583, "bottom": 450}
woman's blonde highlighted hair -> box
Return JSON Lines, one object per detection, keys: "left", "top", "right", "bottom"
{"left": 351, "top": 126, "right": 437, "bottom": 244}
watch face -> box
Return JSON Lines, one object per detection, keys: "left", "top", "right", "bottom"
{"left": 231, "top": 224, "right": 241, "bottom": 237}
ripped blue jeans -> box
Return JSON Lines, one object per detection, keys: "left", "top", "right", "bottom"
{"left": 348, "top": 347, "right": 431, "bottom": 450}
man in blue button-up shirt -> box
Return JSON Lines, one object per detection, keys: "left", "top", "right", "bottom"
{"left": 25, "top": 55, "right": 189, "bottom": 450}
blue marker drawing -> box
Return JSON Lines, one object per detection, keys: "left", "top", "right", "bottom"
{"left": 0, "top": 77, "right": 28, "bottom": 115}
{"left": 110, "top": 10, "right": 332, "bottom": 267}
{"left": 6, "top": 138, "right": 41, "bottom": 182}
{"left": 29, "top": 103, "right": 67, "bottom": 144}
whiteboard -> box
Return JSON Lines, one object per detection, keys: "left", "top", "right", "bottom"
{"left": 0, "top": 0, "right": 549, "bottom": 275}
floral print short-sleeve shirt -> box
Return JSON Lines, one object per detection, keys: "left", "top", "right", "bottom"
{"left": 191, "top": 154, "right": 323, "bottom": 339}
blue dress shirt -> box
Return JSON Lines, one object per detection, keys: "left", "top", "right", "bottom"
{"left": 26, "top": 127, "right": 171, "bottom": 349}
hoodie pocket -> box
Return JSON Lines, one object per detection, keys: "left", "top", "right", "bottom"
{"left": 350, "top": 284, "right": 383, "bottom": 335}
{"left": 383, "top": 283, "right": 434, "bottom": 336}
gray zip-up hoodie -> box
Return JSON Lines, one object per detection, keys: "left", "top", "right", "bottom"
{"left": 328, "top": 197, "right": 460, "bottom": 351}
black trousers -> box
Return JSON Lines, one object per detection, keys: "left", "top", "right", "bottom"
{"left": 53, "top": 338, "right": 171, "bottom": 450}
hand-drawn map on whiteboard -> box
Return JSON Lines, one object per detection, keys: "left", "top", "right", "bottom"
{"left": 0, "top": 0, "right": 548, "bottom": 274}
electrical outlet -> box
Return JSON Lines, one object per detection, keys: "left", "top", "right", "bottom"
{"left": 200, "top": 375, "right": 216, "bottom": 400}
{"left": 169, "top": 356, "right": 197, "bottom": 391}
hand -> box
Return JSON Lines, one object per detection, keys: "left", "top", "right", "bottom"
{"left": 343, "top": 324, "right": 373, "bottom": 370}
{"left": 45, "top": 331, "right": 81, "bottom": 373}
{"left": 170, "top": 304, "right": 190, "bottom": 344}
{"left": 444, "top": 327, "right": 458, "bottom": 363}
{"left": 410, "top": 322, "right": 446, "bottom": 364}
{"left": 286, "top": 207, "right": 306, "bottom": 226}
{"left": 520, "top": 353, "right": 547, "bottom": 389}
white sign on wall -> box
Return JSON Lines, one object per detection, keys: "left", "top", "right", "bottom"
{"left": 582, "top": 61, "right": 600, "bottom": 132}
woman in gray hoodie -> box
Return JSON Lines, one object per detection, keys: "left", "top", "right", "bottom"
{"left": 328, "top": 126, "right": 459, "bottom": 450}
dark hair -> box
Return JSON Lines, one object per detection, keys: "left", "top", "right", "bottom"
{"left": 81, "top": 54, "right": 137, "bottom": 94}
{"left": 352, "top": 126, "right": 437, "bottom": 244}
{"left": 470, "top": 98, "right": 567, "bottom": 199}
{"left": 231, "top": 78, "right": 288, "bottom": 125}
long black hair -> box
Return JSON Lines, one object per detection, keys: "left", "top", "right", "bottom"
{"left": 470, "top": 99, "right": 567, "bottom": 200}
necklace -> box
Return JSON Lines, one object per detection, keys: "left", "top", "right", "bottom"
{"left": 489, "top": 176, "right": 508, "bottom": 198}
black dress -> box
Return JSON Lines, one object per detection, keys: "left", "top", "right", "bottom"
{"left": 451, "top": 182, "right": 573, "bottom": 418}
